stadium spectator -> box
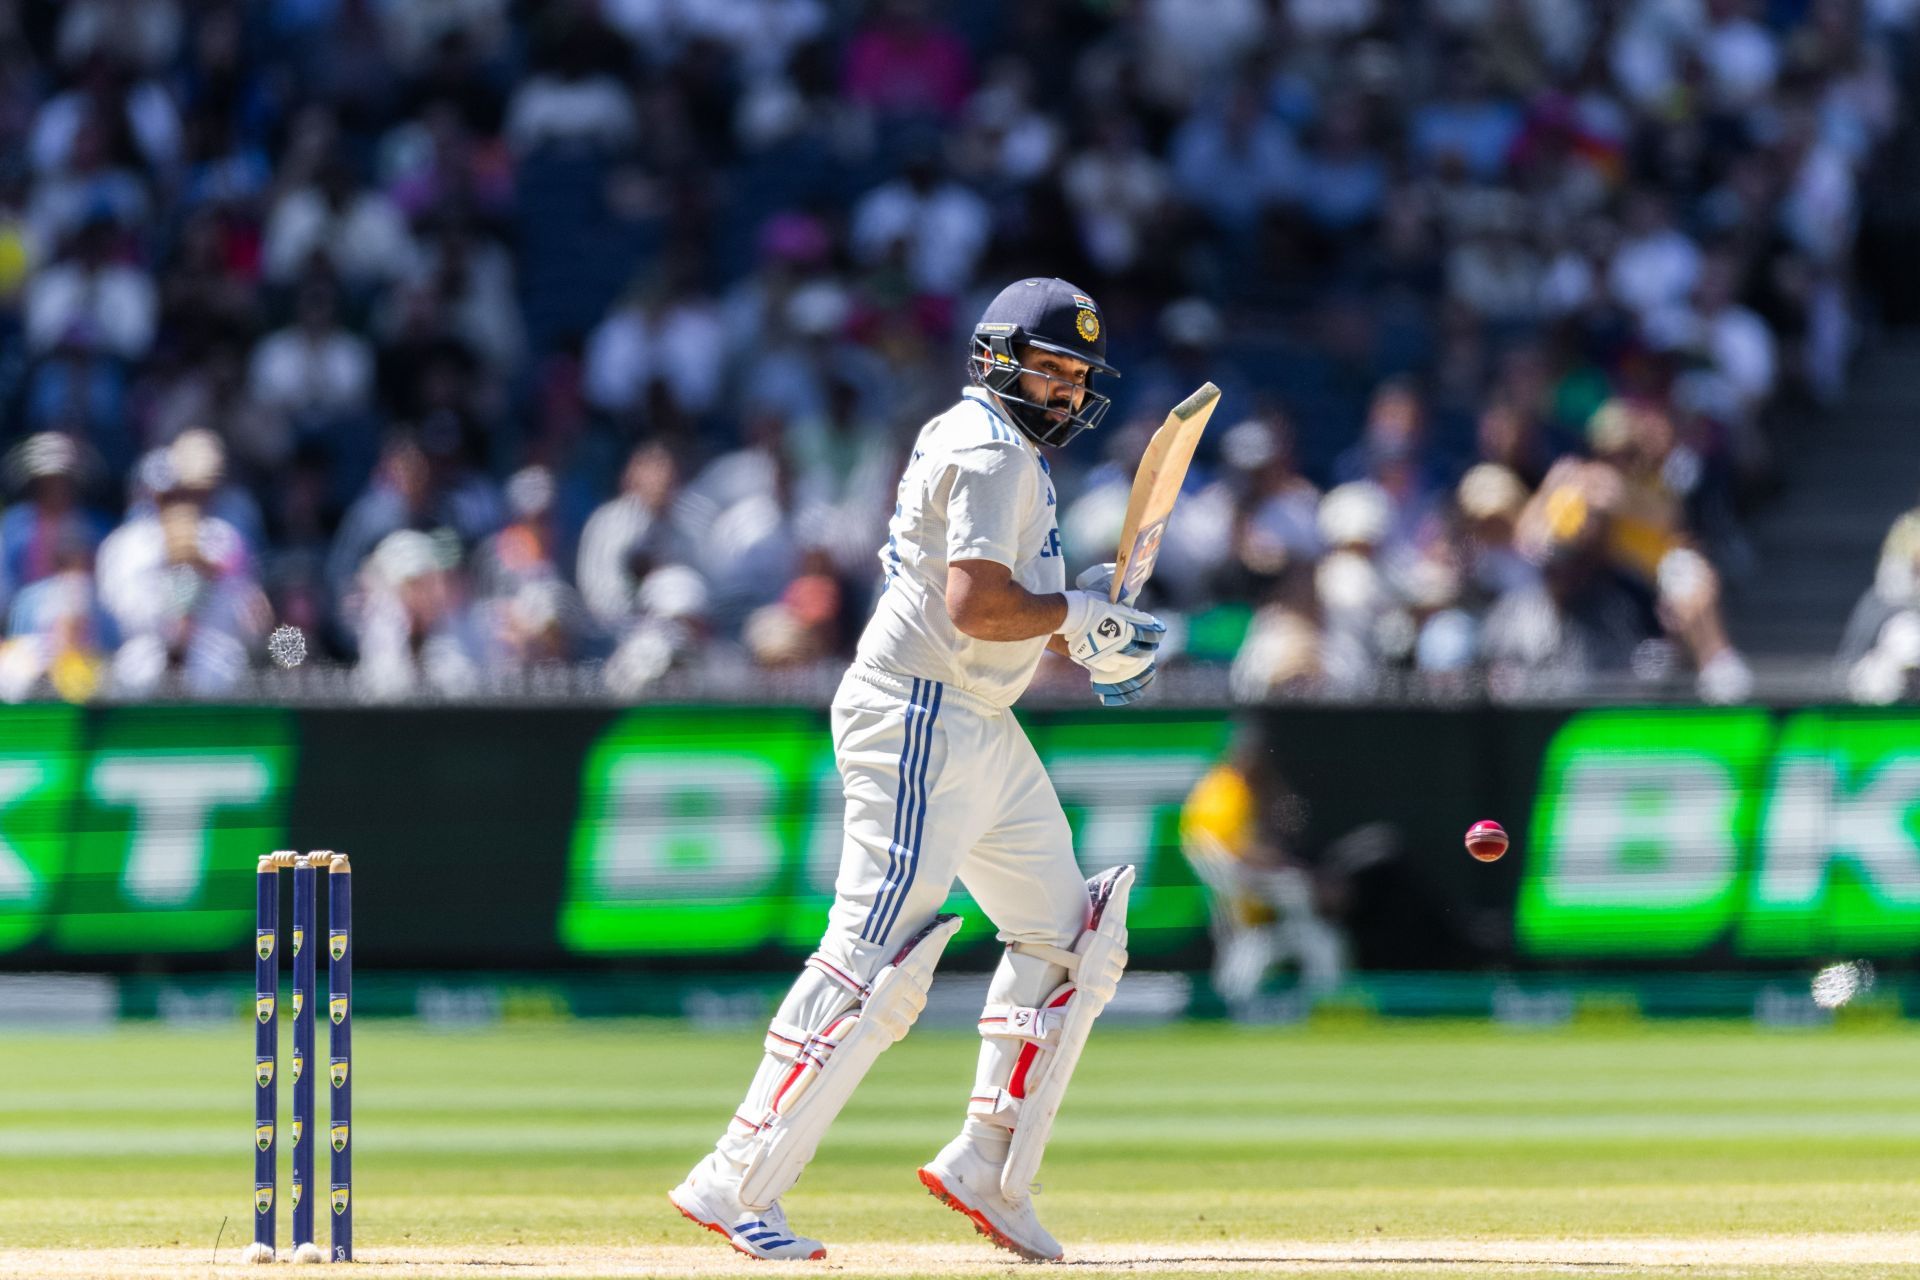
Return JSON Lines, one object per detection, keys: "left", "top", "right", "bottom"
{"left": 248, "top": 278, "right": 374, "bottom": 422}
{"left": 503, "top": 11, "right": 636, "bottom": 154}
{"left": 262, "top": 159, "right": 418, "bottom": 288}
{"left": 1, "top": 434, "right": 108, "bottom": 607}
{"left": 121, "top": 429, "right": 266, "bottom": 556}
{"left": 326, "top": 431, "right": 503, "bottom": 609}
{"left": 351, "top": 527, "right": 483, "bottom": 700}
{"left": 1482, "top": 475, "right": 1651, "bottom": 692}
{"left": 584, "top": 272, "right": 727, "bottom": 425}
{"left": 1169, "top": 82, "right": 1304, "bottom": 235}
{"left": 0, "top": 0, "right": 1887, "bottom": 699}
{"left": 25, "top": 216, "right": 155, "bottom": 360}
{"left": 1333, "top": 380, "right": 1449, "bottom": 551}
{"left": 577, "top": 442, "right": 702, "bottom": 634}
{"left": 0, "top": 532, "right": 113, "bottom": 703}
{"left": 849, "top": 146, "right": 991, "bottom": 299}
{"left": 97, "top": 446, "right": 267, "bottom": 696}
{"left": 841, "top": 0, "right": 972, "bottom": 124}
{"left": 1840, "top": 510, "right": 1920, "bottom": 702}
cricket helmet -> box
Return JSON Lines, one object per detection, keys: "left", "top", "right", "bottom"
{"left": 969, "top": 277, "right": 1119, "bottom": 448}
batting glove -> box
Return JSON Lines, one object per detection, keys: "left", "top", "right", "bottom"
{"left": 1092, "top": 663, "right": 1157, "bottom": 707}
{"left": 1074, "top": 562, "right": 1118, "bottom": 599}
{"left": 1059, "top": 589, "right": 1164, "bottom": 670}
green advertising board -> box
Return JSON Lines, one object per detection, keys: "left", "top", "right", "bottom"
{"left": 1517, "top": 709, "right": 1920, "bottom": 959}
{"left": 0, "top": 706, "right": 292, "bottom": 956}
{"left": 0, "top": 701, "right": 1914, "bottom": 973}
{"left": 558, "top": 709, "right": 1228, "bottom": 959}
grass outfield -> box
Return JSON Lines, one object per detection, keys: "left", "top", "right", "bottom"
{"left": 3, "top": 1019, "right": 1919, "bottom": 1278}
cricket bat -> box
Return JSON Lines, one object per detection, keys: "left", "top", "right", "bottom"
{"left": 1110, "top": 382, "right": 1221, "bottom": 604}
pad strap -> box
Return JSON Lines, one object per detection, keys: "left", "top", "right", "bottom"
{"left": 762, "top": 1018, "right": 810, "bottom": 1061}
{"left": 805, "top": 954, "right": 869, "bottom": 998}
{"left": 1008, "top": 941, "right": 1081, "bottom": 973}
{"left": 967, "top": 1088, "right": 1019, "bottom": 1126}
{"left": 977, "top": 1002, "right": 1068, "bottom": 1045}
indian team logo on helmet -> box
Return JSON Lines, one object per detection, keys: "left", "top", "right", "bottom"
{"left": 291, "top": 1052, "right": 303, "bottom": 1083}
{"left": 255, "top": 1185, "right": 274, "bottom": 1216}
{"left": 256, "top": 995, "right": 275, "bottom": 1023}
{"left": 292, "top": 928, "right": 303, "bottom": 956}
{"left": 331, "top": 1188, "right": 350, "bottom": 1216}
{"left": 330, "top": 996, "right": 348, "bottom": 1025}
{"left": 256, "top": 930, "right": 275, "bottom": 960}
{"left": 330, "top": 931, "right": 347, "bottom": 962}
{"left": 331, "top": 1124, "right": 349, "bottom": 1153}
{"left": 255, "top": 1124, "right": 273, "bottom": 1152}
{"left": 291, "top": 1119, "right": 303, "bottom": 1148}
{"left": 1075, "top": 308, "right": 1100, "bottom": 343}
{"left": 330, "top": 1059, "right": 349, "bottom": 1088}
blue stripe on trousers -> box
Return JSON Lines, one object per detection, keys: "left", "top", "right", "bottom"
{"left": 866, "top": 679, "right": 933, "bottom": 944}
{"left": 867, "top": 679, "right": 943, "bottom": 946}
{"left": 867, "top": 679, "right": 933, "bottom": 940}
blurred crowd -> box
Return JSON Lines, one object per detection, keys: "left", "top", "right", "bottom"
{"left": 0, "top": 0, "right": 1905, "bottom": 702}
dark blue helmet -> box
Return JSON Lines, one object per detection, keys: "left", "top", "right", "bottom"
{"left": 969, "top": 277, "right": 1118, "bottom": 448}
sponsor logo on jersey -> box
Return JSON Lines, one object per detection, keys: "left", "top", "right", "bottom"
{"left": 256, "top": 930, "right": 275, "bottom": 960}
{"left": 330, "top": 1059, "right": 349, "bottom": 1088}
{"left": 331, "top": 1124, "right": 349, "bottom": 1153}
{"left": 256, "top": 1124, "right": 274, "bottom": 1152}
{"left": 330, "top": 931, "right": 347, "bottom": 962}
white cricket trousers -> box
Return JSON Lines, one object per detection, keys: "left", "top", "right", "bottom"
{"left": 712, "top": 664, "right": 1089, "bottom": 1190}
{"left": 820, "top": 664, "right": 1087, "bottom": 970}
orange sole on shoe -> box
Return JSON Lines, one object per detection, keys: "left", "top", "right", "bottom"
{"left": 668, "top": 1192, "right": 827, "bottom": 1261}
{"left": 917, "top": 1167, "right": 1058, "bottom": 1262}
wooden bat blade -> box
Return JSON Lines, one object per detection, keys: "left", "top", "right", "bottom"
{"left": 1110, "top": 382, "right": 1220, "bottom": 603}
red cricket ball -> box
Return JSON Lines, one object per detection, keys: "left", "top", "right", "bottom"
{"left": 1465, "top": 820, "right": 1509, "bottom": 862}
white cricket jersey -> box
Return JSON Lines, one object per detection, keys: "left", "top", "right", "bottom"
{"left": 853, "top": 388, "right": 1065, "bottom": 707}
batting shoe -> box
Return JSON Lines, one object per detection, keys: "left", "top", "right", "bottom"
{"left": 669, "top": 1153, "right": 826, "bottom": 1261}
{"left": 918, "top": 1133, "right": 1063, "bottom": 1262}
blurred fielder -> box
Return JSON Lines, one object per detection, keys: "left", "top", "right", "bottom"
{"left": 1180, "top": 732, "right": 1347, "bottom": 1011}
{"left": 671, "top": 279, "right": 1163, "bottom": 1261}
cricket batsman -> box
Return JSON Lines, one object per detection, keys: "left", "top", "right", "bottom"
{"left": 670, "top": 279, "right": 1164, "bottom": 1261}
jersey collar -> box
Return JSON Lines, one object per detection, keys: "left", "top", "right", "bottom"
{"left": 963, "top": 387, "right": 1035, "bottom": 454}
